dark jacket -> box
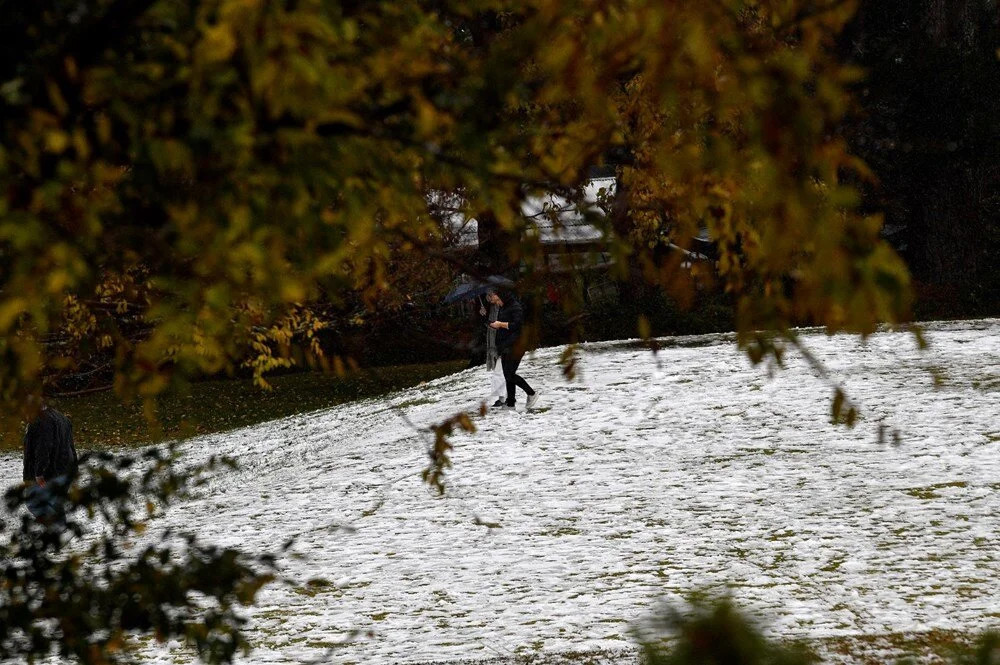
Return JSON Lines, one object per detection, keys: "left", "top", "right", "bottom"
{"left": 495, "top": 298, "right": 524, "bottom": 351}
{"left": 23, "top": 408, "right": 78, "bottom": 483}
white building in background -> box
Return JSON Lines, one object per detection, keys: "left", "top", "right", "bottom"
{"left": 435, "top": 176, "right": 617, "bottom": 277}
{"left": 434, "top": 174, "right": 713, "bottom": 285}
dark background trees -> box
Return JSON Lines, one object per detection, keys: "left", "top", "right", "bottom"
{"left": 841, "top": 0, "right": 1000, "bottom": 317}
{"left": 0, "top": 0, "right": 913, "bottom": 424}
{"left": 9, "top": 0, "right": 1000, "bottom": 401}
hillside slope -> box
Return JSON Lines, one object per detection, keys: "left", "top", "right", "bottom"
{"left": 3, "top": 320, "right": 999, "bottom": 664}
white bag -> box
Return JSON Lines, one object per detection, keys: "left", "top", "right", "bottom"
{"left": 487, "top": 361, "right": 507, "bottom": 403}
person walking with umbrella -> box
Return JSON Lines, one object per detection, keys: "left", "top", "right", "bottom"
{"left": 443, "top": 275, "right": 516, "bottom": 408}
{"left": 486, "top": 288, "right": 539, "bottom": 411}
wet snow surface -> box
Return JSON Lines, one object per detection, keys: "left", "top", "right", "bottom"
{"left": 6, "top": 320, "right": 1000, "bottom": 663}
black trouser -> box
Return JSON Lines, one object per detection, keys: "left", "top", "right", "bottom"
{"left": 501, "top": 348, "right": 534, "bottom": 406}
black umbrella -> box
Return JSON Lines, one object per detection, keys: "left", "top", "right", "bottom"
{"left": 442, "top": 275, "right": 514, "bottom": 304}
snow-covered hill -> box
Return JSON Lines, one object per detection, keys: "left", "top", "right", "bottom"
{"left": 3, "top": 320, "right": 999, "bottom": 664}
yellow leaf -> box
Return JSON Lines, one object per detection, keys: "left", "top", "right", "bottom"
{"left": 44, "top": 130, "right": 69, "bottom": 153}
{"left": 0, "top": 297, "right": 27, "bottom": 331}
{"left": 201, "top": 24, "right": 237, "bottom": 62}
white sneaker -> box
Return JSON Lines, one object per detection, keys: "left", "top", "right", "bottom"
{"left": 526, "top": 393, "right": 540, "bottom": 410}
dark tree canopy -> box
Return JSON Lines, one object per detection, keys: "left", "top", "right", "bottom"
{"left": 841, "top": 0, "right": 1000, "bottom": 316}
{"left": 0, "top": 0, "right": 910, "bottom": 433}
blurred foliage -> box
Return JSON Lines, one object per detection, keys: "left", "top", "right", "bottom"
{"left": 840, "top": 1, "right": 1000, "bottom": 318}
{"left": 0, "top": 0, "right": 911, "bottom": 433}
{"left": 639, "top": 597, "right": 1000, "bottom": 665}
{"left": 639, "top": 597, "right": 816, "bottom": 665}
{"left": 422, "top": 406, "right": 481, "bottom": 494}
{"left": 956, "top": 632, "right": 1000, "bottom": 665}
{"left": 0, "top": 446, "right": 275, "bottom": 663}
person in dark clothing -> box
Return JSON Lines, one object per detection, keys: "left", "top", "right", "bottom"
{"left": 22, "top": 402, "right": 78, "bottom": 521}
{"left": 485, "top": 290, "right": 540, "bottom": 411}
